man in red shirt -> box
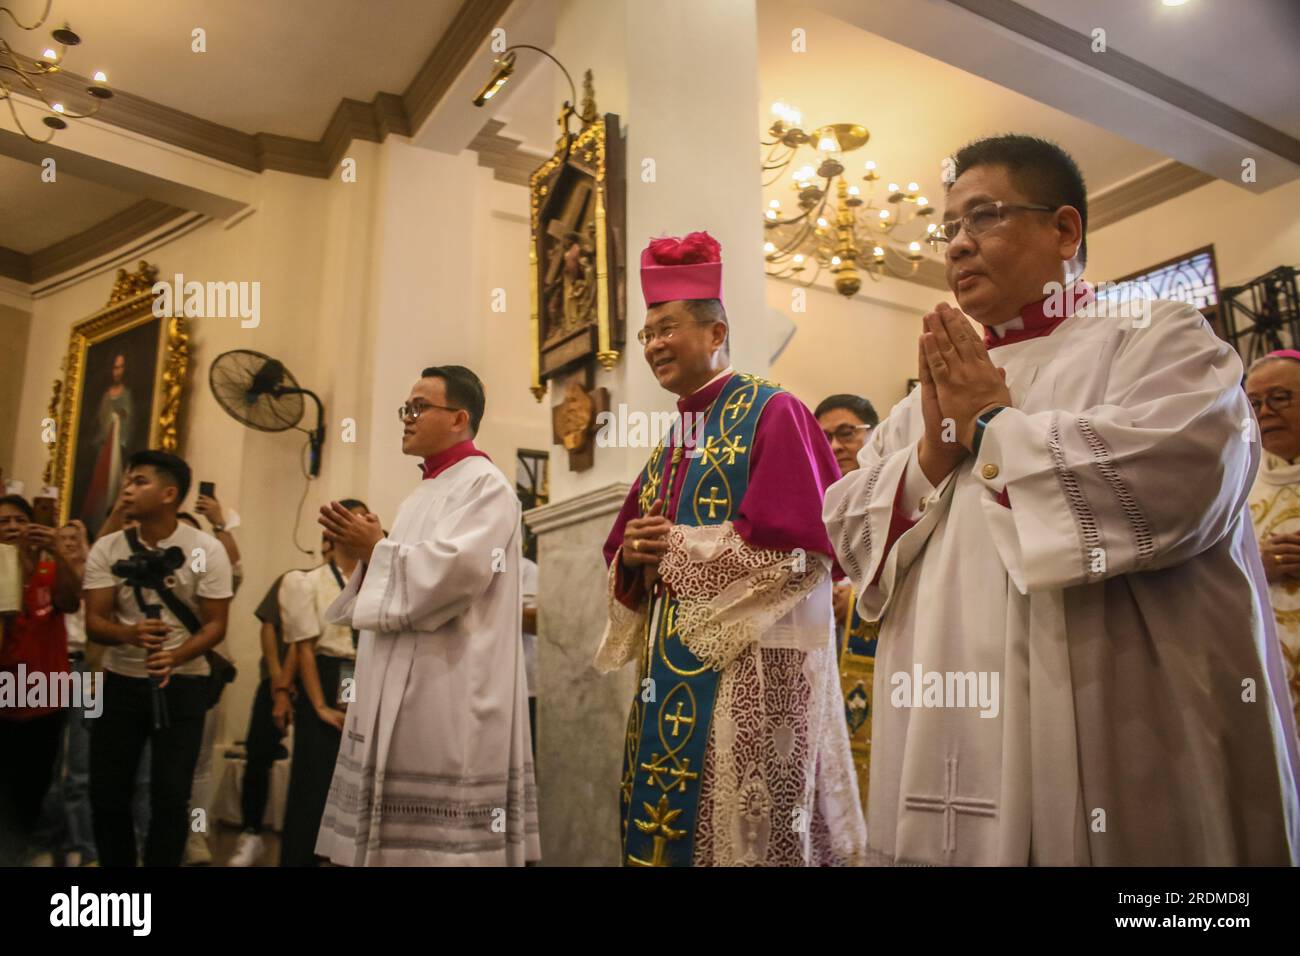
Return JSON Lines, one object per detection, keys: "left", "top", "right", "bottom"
{"left": 0, "top": 494, "right": 80, "bottom": 865}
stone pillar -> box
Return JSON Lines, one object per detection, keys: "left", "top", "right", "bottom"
{"left": 524, "top": 483, "right": 634, "bottom": 865}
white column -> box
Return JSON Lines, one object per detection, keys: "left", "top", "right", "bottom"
{"left": 547, "top": 0, "right": 766, "bottom": 502}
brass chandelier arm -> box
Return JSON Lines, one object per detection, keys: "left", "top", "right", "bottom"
{"left": 0, "top": 56, "right": 51, "bottom": 98}
{"left": 765, "top": 175, "right": 833, "bottom": 227}
{"left": 0, "top": 41, "right": 58, "bottom": 79}
{"left": 0, "top": 0, "right": 52, "bottom": 31}
{"left": 1, "top": 88, "right": 56, "bottom": 143}
{"left": 0, "top": 50, "right": 99, "bottom": 118}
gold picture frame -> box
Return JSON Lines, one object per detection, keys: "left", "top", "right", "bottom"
{"left": 528, "top": 71, "right": 626, "bottom": 401}
{"left": 45, "top": 260, "right": 190, "bottom": 536}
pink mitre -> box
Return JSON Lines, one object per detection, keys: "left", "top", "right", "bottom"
{"left": 640, "top": 231, "right": 723, "bottom": 307}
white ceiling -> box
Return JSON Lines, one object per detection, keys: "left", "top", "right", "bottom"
{"left": 1020, "top": 0, "right": 1300, "bottom": 140}
{"left": 756, "top": 0, "right": 1168, "bottom": 263}
{"left": 8, "top": 0, "right": 465, "bottom": 139}
{"left": 0, "top": 155, "right": 141, "bottom": 254}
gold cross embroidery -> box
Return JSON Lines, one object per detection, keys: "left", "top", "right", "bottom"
{"left": 722, "top": 391, "right": 753, "bottom": 421}
{"left": 704, "top": 433, "right": 748, "bottom": 466}
{"left": 669, "top": 758, "right": 700, "bottom": 793}
{"left": 639, "top": 752, "right": 673, "bottom": 789}
{"left": 664, "top": 700, "right": 694, "bottom": 738}
{"left": 698, "top": 485, "right": 729, "bottom": 519}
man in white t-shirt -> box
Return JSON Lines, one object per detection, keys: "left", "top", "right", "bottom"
{"left": 83, "top": 451, "right": 232, "bottom": 867}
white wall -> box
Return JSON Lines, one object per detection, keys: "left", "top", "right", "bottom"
{"left": 9, "top": 137, "right": 551, "bottom": 746}
{"left": 1088, "top": 177, "right": 1300, "bottom": 288}
{"left": 767, "top": 273, "right": 933, "bottom": 420}
{"left": 0, "top": 303, "right": 32, "bottom": 478}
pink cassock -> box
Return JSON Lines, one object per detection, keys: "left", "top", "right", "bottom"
{"left": 602, "top": 371, "right": 843, "bottom": 608}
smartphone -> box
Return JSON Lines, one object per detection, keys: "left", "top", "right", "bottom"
{"left": 198, "top": 481, "right": 215, "bottom": 499}
{"left": 32, "top": 496, "right": 57, "bottom": 527}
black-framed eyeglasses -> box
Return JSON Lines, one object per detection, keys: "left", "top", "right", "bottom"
{"left": 398, "top": 400, "right": 462, "bottom": 423}
{"left": 1249, "top": 390, "right": 1294, "bottom": 415}
{"left": 823, "top": 424, "right": 872, "bottom": 444}
{"left": 927, "top": 200, "right": 1056, "bottom": 246}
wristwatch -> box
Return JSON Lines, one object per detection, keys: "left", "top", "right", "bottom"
{"left": 210, "top": 523, "right": 226, "bottom": 534}
{"left": 971, "top": 405, "right": 1007, "bottom": 457}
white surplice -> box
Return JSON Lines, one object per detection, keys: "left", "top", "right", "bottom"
{"left": 825, "top": 299, "right": 1300, "bottom": 866}
{"left": 315, "top": 456, "right": 540, "bottom": 866}
{"left": 1248, "top": 453, "right": 1300, "bottom": 731}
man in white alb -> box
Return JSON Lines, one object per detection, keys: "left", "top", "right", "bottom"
{"left": 824, "top": 134, "right": 1299, "bottom": 865}
{"left": 314, "top": 365, "right": 539, "bottom": 865}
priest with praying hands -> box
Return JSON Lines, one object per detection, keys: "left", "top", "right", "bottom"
{"left": 824, "top": 134, "right": 1299, "bottom": 866}
{"left": 314, "top": 364, "right": 539, "bottom": 866}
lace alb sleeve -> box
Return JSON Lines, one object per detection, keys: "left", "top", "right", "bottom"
{"left": 658, "top": 521, "right": 827, "bottom": 672}
{"left": 593, "top": 550, "right": 648, "bottom": 673}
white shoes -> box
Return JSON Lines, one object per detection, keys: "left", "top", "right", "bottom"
{"left": 228, "top": 831, "right": 265, "bottom": 867}
{"left": 183, "top": 830, "right": 212, "bottom": 865}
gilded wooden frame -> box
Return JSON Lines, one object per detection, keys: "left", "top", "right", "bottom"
{"left": 528, "top": 110, "right": 626, "bottom": 400}
{"left": 44, "top": 261, "right": 190, "bottom": 527}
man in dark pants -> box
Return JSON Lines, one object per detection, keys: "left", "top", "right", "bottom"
{"left": 227, "top": 569, "right": 297, "bottom": 866}
{"left": 83, "top": 451, "right": 232, "bottom": 866}
{"left": 278, "top": 502, "right": 368, "bottom": 866}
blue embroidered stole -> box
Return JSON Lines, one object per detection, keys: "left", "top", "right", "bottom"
{"left": 620, "top": 373, "right": 783, "bottom": 867}
{"left": 838, "top": 591, "right": 878, "bottom": 815}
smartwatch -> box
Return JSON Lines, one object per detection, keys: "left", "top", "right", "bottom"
{"left": 971, "top": 406, "right": 1007, "bottom": 457}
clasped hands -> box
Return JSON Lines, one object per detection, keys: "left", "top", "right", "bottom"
{"left": 916, "top": 303, "right": 1014, "bottom": 485}
{"left": 622, "top": 498, "right": 673, "bottom": 588}
{"left": 1261, "top": 532, "right": 1300, "bottom": 584}
{"left": 318, "top": 501, "right": 384, "bottom": 563}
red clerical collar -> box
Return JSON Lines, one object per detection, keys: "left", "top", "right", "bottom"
{"left": 984, "top": 281, "right": 1094, "bottom": 349}
{"left": 420, "top": 439, "right": 489, "bottom": 480}
{"left": 676, "top": 369, "right": 734, "bottom": 415}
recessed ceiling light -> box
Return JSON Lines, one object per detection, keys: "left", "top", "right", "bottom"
{"left": 1162, "top": 0, "right": 1188, "bottom": 7}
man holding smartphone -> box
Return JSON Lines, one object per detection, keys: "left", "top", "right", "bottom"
{"left": 83, "top": 450, "right": 232, "bottom": 866}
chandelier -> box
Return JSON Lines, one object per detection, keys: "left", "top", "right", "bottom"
{"left": 761, "top": 101, "right": 937, "bottom": 297}
{"left": 0, "top": 1, "right": 112, "bottom": 143}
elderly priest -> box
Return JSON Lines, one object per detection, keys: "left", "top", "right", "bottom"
{"left": 599, "top": 231, "right": 866, "bottom": 867}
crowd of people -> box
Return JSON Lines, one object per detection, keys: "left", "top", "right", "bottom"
{"left": 0, "top": 432, "right": 540, "bottom": 867}
{"left": 2, "top": 133, "right": 1299, "bottom": 867}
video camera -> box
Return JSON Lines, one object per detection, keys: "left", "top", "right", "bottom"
{"left": 111, "top": 546, "right": 185, "bottom": 592}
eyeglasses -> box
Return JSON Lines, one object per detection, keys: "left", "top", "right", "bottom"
{"left": 1249, "top": 390, "right": 1294, "bottom": 415}
{"left": 397, "top": 400, "right": 462, "bottom": 423}
{"left": 927, "top": 200, "right": 1056, "bottom": 247}
{"left": 823, "top": 424, "right": 872, "bottom": 444}
{"left": 636, "top": 318, "right": 718, "bottom": 347}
